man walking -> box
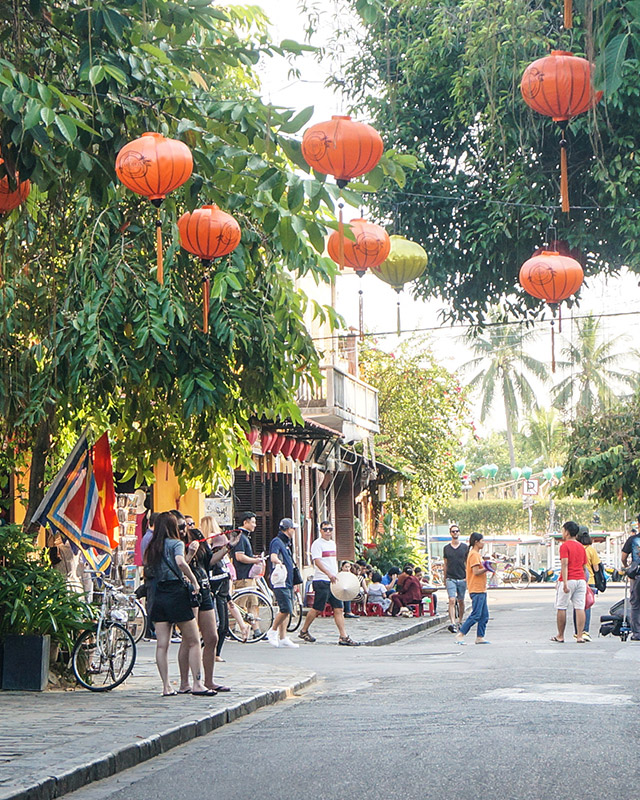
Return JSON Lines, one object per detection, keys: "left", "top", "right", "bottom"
{"left": 266, "top": 518, "right": 300, "bottom": 648}
{"left": 443, "top": 524, "right": 468, "bottom": 633}
{"left": 298, "top": 521, "right": 359, "bottom": 646}
{"left": 231, "top": 511, "right": 264, "bottom": 639}
{"left": 551, "top": 520, "right": 588, "bottom": 643}
{"left": 621, "top": 518, "right": 640, "bottom": 641}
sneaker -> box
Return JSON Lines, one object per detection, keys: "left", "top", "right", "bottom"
{"left": 279, "top": 637, "right": 300, "bottom": 649}
{"left": 170, "top": 635, "right": 182, "bottom": 644}
{"left": 447, "top": 623, "right": 456, "bottom": 634}
{"left": 252, "top": 629, "right": 262, "bottom": 640}
{"left": 338, "top": 636, "right": 360, "bottom": 647}
{"left": 344, "top": 613, "right": 358, "bottom": 618}
{"left": 582, "top": 631, "right": 591, "bottom": 642}
{"left": 266, "top": 630, "right": 280, "bottom": 648}
{"left": 298, "top": 630, "right": 316, "bottom": 643}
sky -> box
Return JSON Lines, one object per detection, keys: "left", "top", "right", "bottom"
{"left": 251, "top": 0, "right": 640, "bottom": 431}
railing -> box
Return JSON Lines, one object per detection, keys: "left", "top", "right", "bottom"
{"left": 299, "top": 366, "right": 379, "bottom": 431}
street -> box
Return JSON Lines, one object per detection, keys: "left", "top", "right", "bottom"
{"left": 64, "top": 587, "right": 640, "bottom": 800}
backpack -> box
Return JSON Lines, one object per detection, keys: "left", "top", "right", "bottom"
{"left": 593, "top": 562, "right": 607, "bottom": 593}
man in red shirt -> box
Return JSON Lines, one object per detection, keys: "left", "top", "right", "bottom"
{"left": 551, "top": 520, "right": 588, "bottom": 643}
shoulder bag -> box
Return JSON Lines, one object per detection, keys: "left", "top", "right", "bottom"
{"left": 593, "top": 562, "right": 607, "bottom": 593}
{"left": 585, "top": 583, "right": 595, "bottom": 610}
{"left": 162, "top": 551, "right": 202, "bottom": 608}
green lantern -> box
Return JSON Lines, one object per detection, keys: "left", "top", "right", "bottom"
{"left": 479, "top": 464, "right": 490, "bottom": 477}
{"left": 371, "top": 235, "right": 428, "bottom": 334}
{"left": 511, "top": 467, "right": 522, "bottom": 481}
{"left": 553, "top": 466, "right": 564, "bottom": 480}
{"left": 543, "top": 467, "right": 553, "bottom": 481}
{"left": 487, "top": 463, "right": 499, "bottom": 479}
{"left": 454, "top": 459, "right": 466, "bottom": 475}
{"left": 522, "top": 466, "right": 532, "bottom": 480}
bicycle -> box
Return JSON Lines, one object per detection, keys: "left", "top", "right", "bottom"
{"left": 82, "top": 571, "right": 147, "bottom": 643}
{"left": 487, "top": 561, "right": 531, "bottom": 589}
{"left": 71, "top": 580, "right": 137, "bottom": 691}
{"left": 253, "top": 574, "right": 303, "bottom": 632}
{"left": 228, "top": 586, "right": 274, "bottom": 642}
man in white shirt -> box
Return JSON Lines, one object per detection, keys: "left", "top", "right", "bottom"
{"left": 298, "top": 521, "right": 359, "bottom": 646}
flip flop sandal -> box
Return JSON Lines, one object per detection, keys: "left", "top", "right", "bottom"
{"left": 550, "top": 636, "right": 564, "bottom": 643}
{"left": 192, "top": 689, "right": 218, "bottom": 696}
{"left": 210, "top": 685, "right": 231, "bottom": 692}
{"left": 178, "top": 688, "right": 192, "bottom": 694}
{"left": 162, "top": 690, "right": 178, "bottom": 697}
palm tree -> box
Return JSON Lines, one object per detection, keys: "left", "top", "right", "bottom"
{"left": 552, "top": 314, "right": 635, "bottom": 416}
{"left": 524, "top": 406, "right": 566, "bottom": 466}
{"left": 461, "top": 324, "right": 549, "bottom": 471}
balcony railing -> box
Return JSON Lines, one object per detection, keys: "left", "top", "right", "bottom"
{"left": 299, "top": 366, "right": 379, "bottom": 433}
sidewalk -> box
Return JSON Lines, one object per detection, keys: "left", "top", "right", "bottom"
{"left": 0, "top": 612, "right": 446, "bottom": 800}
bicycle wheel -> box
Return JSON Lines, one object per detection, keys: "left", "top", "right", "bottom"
{"left": 287, "top": 590, "right": 303, "bottom": 632}
{"left": 71, "top": 623, "right": 136, "bottom": 691}
{"left": 229, "top": 590, "right": 274, "bottom": 642}
{"left": 124, "top": 599, "right": 147, "bottom": 643}
{"left": 505, "top": 567, "right": 531, "bottom": 588}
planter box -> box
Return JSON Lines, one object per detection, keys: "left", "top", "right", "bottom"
{"left": 2, "top": 634, "right": 51, "bottom": 691}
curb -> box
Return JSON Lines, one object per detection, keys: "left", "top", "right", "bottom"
{"left": 0, "top": 673, "right": 317, "bottom": 800}
{"left": 364, "top": 613, "right": 448, "bottom": 646}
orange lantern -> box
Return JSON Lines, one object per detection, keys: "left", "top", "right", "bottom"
{"left": 519, "top": 249, "right": 584, "bottom": 371}
{"left": 115, "top": 132, "right": 193, "bottom": 284}
{"left": 328, "top": 218, "right": 390, "bottom": 339}
{"left": 0, "top": 159, "right": 30, "bottom": 215}
{"left": 520, "top": 51, "right": 601, "bottom": 213}
{"left": 178, "top": 205, "right": 241, "bottom": 333}
{"left": 302, "top": 115, "right": 384, "bottom": 269}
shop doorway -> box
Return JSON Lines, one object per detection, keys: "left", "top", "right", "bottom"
{"left": 233, "top": 471, "right": 292, "bottom": 555}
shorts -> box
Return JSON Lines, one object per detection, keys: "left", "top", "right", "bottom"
{"left": 273, "top": 586, "right": 294, "bottom": 615}
{"left": 149, "top": 580, "right": 194, "bottom": 623}
{"left": 312, "top": 579, "right": 344, "bottom": 611}
{"left": 198, "top": 586, "right": 214, "bottom": 613}
{"left": 555, "top": 579, "right": 587, "bottom": 611}
{"left": 446, "top": 578, "right": 467, "bottom": 600}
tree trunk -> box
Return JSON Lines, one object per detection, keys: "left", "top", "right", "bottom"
{"left": 23, "top": 409, "right": 54, "bottom": 535}
{"left": 503, "top": 388, "right": 517, "bottom": 498}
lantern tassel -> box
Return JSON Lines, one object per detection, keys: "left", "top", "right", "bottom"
{"left": 202, "top": 273, "right": 210, "bottom": 334}
{"left": 155, "top": 209, "right": 164, "bottom": 284}
{"left": 551, "top": 318, "right": 556, "bottom": 374}
{"left": 564, "top": 0, "right": 572, "bottom": 28}
{"left": 359, "top": 287, "right": 364, "bottom": 342}
{"left": 338, "top": 201, "right": 345, "bottom": 271}
{"left": 397, "top": 298, "right": 401, "bottom": 336}
{"left": 558, "top": 303, "right": 562, "bottom": 334}
{"left": 560, "top": 131, "right": 570, "bottom": 214}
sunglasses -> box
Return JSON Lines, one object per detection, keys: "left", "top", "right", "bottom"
{"left": 451, "top": 529, "right": 460, "bottom": 533}
{"left": 187, "top": 521, "right": 195, "bottom": 527}
{"left": 321, "top": 526, "right": 334, "bottom": 532}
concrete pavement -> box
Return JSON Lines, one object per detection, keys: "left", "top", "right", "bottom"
{"left": 0, "top": 611, "right": 443, "bottom": 800}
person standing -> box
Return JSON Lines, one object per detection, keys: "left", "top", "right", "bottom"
{"left": 573, "top": 527, "right": 601, "bottom": 642}
{"left": 621, "top": 518, "right": 640, "bottom": 641}
{"left": 443, "top": 524, "right": 468, "bottom": 633}
{"left": 455, "top": 532, "right": 490, "bottom": 645}
{"left": 551, "top": 520, "right": 588, "bottom": 643}
{"left": 266, "top": 518, "right": 300, "bottom": 648}
{"left": 298, "top": 521, "right": 359, "bottom": 646}
{"left": 231, "top": 511, "right": 264, "bottom": 639}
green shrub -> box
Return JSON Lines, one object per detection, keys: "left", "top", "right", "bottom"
{"left": 367, "top": 514, "right": 427, "bottom": 574}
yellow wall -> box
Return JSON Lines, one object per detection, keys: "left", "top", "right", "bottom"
{"left": 153, "top": 461, "right": 204, "bottom": 523}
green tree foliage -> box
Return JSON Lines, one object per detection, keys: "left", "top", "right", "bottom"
{"left": 339, "top": 0, "right": 640, "bottom": 320}
{"left": 561, "top": 393, "right": 640, "bottom": 507}
{"left": 359, "top": 338, "right": 471, "bottom": 511}
{"left": 367, "top": 513, "right": 426, "bottom": 574}
{"left": 437, "top": 498, "right": 624, "bottom": 536}
{"left": 460, "top": 324, "right": 548, "bottom": 469}
{"left": 553, "top": 314, "right": 636, "bottom": 415}
{"left": 0, "top": 1, "right": 351, "bottom": 525}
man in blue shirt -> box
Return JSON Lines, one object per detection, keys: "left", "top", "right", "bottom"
{"left": 621, "top": 519, "right": 640, "bottom": 640}
{"left": 266, "top": 518, "right": 299, "bottom": 649}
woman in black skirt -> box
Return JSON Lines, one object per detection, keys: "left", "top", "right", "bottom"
{"left": 144, "top": 512, "right": 211, "bottom": 696}
{"left": 178, "top": 526, "right": 231, "bottom": 693}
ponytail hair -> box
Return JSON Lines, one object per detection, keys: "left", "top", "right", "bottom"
{"left": 468, "top": 531, "right": 484, "bottom": 549}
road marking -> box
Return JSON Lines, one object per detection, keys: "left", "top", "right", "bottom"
{"left": 479, "top": 683, "right": 633, "bottom": 705}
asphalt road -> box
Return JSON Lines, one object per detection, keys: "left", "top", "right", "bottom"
{"left": 67, "top": 587, "right": 640, "bottom": 800}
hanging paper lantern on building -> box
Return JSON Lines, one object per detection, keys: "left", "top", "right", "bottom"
{"left": 302, "top": 115, "right": 383, "bottom": 269}
{"left": 328, "top": 218, "right": 390, "bottom": 339}
{"left": 270, "top": 434, "right": 286, "bottom": 456}
{"left": 116, "top": 132, "right": 193, "bottom": 284}
{"left": 0, "top": 159, "right": 30, "bottom": 215}
{"left": 280, "top": 437, "right": 296, "bottom": 458}
{"left": 299, "top": 442, "right": 313, "bottom": 462}
{"left": 178, "top": 204, "right": 241, "bottom": 333}
{"left": 520, "top": 51, "right": 601, "bottom": 212}
{"left": 522, "top": 466, "right": 533, "bottom": 480}
{"left": 291, "top": 440, "right": 305, "bottom": 461}
{"left": 261, "top": 431, "right": 275, "bottom": 455}
{"left": 519, "top": 249, "right": 584, "bottom": 371}
{"left": 371, "top": 235, "right": 428, "bottom": 335}
{"left": 245, "top": 427, "right": 260, "bottom": 446}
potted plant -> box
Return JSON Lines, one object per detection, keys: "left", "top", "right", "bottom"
{"left": 0, "top": 525, "right": 89, "bottom": 691}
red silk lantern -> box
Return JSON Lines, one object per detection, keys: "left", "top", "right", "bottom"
{"left": 115, "top": 132, "right": 193, "bottom": 284}
{"left": 178, "top": 205, "right": 241, "bottom": 333}
{"left": 291, "top": 441, "right": 305, "bottom": 461}
{"left": 299, "top": 442, "right": 313, "bottom": 462}
{"left": 328, "top": 219, "right": 390, "bottom": 340}
{"left": 245, "top": 427, "right": 260, "bottom": 446}
{"left": 270, "top": 434, "right": 286, "bottom": 456}
{"left": 0, "top": 159, "right": 30, "bottom": 214}
{"left": 519, "top": 249, "right": 584, "bottom": 372}
{"left": 261, "top": 431, "right": 275, "bottom": 454}
{"left": 302, "top": 115, "right": 384, "bottom": 270}
{"left": 280, "top": 437, "right": 296, "bottom": 458}
{"left": 521, "top": 51, "right": 601, "bottom": 213}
